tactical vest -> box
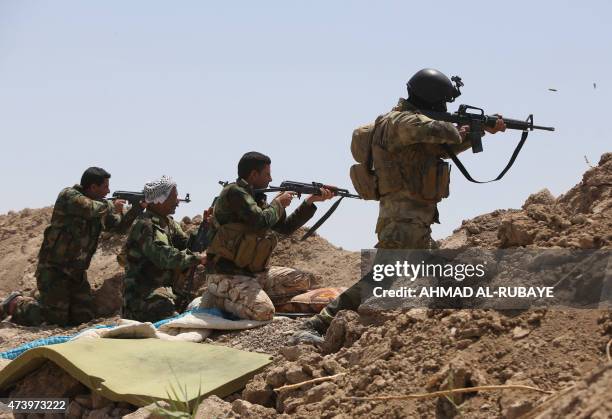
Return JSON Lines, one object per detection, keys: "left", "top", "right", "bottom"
{"left": 207, "top": 220, "right": 278, "bottom": 273}
{"left": 350, "top": 111, "right": 450, "bottom": 203}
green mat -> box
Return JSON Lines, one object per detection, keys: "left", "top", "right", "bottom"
{"left": 0, "top": 339, "right": 272, "bottom": 406}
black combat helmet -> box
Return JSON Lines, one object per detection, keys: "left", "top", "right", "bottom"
{"left": 406, "top": 68, "right": 462, "bottom": 111}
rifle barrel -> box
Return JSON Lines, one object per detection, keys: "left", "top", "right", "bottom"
{"left": 533, "top": 125, "right": 555, "bottom": 131}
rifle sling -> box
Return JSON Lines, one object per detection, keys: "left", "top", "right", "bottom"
{"left": 301, "top": 196, "right": 344, "bottom": 241}
{"left": 441, "top": 130, "right": 529, "bottom": 183}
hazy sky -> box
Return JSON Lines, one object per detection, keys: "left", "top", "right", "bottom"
{"left": 1, "top": 1, "right": 609, "bottom": 250}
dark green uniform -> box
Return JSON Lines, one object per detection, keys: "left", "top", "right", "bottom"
{"left": 122, "top": 210, "right": 201, "bottom": 322}
{"left": 207, "top": 178, "right": 316, "bottom": 274}
{"left": 204, "top": 178, "right": 316, "bottom": 321}
{"left": 12, "top": 185, "right": 141, "bottom": 326}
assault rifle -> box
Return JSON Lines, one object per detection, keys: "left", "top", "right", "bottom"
{"left": 111, "top": 191, "right": 191, "bottom": 204}
{"left": 254, "top": 181, "right": 361, "bottom": 199}
{"left": 254, "top": 181, "right": 360, "bottom": 240}
{"left": 187, "top": 181, "right": 231, "bottom": 252}
{"left": 421, "top": 105, "right": 555, "bottom": 154}
{"left": 419, "top": 104, "right": 555, "bottom": 183}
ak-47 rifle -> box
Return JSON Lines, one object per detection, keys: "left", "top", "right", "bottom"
{"left": 254, "top": 181, "right": 361, "bottom": 199}
{"left": 254, "top": 181, "right": 361, "bottom": 240}
{"left": 187, "top": 181, "right": 227, "bottom": 252}
{"left": 111, "top": 191, "right": 191, "bottom": 204}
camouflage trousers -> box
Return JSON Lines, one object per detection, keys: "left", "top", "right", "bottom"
{"left": 204, "top": 266, "right": 315, "bottom": 321}
{"left": 313, "top": 197, "right": 438, "bottom": 329}
{"left": 11, "top": 266, "right": 94, "bottom": 327}
{"left": 123, "top": 280, "right": 179, "bottom": 323}
{"left": 375, "top": 197, "right": 438, "bottom": 249}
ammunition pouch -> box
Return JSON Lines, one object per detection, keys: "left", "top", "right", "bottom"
{"left": 351, "top": 122, "right": 376, "bottom": 164}
{"left": 208, "top": 222, "right": 278, "bottom": 273}
{"left": 350, "top": 164, "right": 379, "bottom": 200}
{"left": 375, "top": 146, "right": 451, "bottom": 203}
{"left": 420, "top": 159, "right": 450, "bottom": 201}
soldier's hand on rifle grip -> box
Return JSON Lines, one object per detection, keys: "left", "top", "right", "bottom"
{"left": 484, "top": 114, "right": 506, "bottom": 134}
{"left": 458, "top": 125, "right": 471, "bottom": 141}
{"left": 113, "top": 199, "right": 126, "bottom": 213}
{"left": 306, "top": 188, "right": 334, "bottom": 205}
{"left": 275, "top": 191, "right": 295, "bottom": 208}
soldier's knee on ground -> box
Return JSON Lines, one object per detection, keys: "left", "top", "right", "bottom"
{"left": 257, "top": 266, "right": 315, "bottom": 304}
{"left": 41, "top": 306, "right": 71, "bottom": 326}
{"left": 129, "top": 297, "right": 177, "bottom": 323}
{"left": 207, "top": 274, "right": 275, "bottom": 321}
{"left": 69, "top": 305, "right": 95, "bottom": 326}
{"left": 222, "top": 295, "right": 275, "bottom": 321}
{"left": 68, "top": 280, "right": 95, "bottom": 325}
{"left": 145, "top": 296, "right": 178, "bottom": 322}
{"left": 124, "top": 286, "right": 178, "bottom": 323}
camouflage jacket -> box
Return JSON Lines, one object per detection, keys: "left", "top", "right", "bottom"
{"left": 381, "top": 98, "right": 472, "bottom": 156}
{"left": 207, "top": 178, "right": 317, "bottom": 274}
{"left": 37, "top": 185, "right": 142, "bottom": 273}
{"left": 371, "top": 99, "right": 474, "bottom": 202}
{"left": 123, "top": 210, "right": 200, "bottom": 291}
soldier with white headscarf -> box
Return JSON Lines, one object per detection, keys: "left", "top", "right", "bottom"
{"left": 122, "top": 176, "right": 206, "bottom": 322}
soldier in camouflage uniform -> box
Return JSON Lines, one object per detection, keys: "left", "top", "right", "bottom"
{"left": 122, "top": 176, "right": 206, "bottom": 323}
{"left": 2, "top": 167, "right": 143, "bottom": 326}
{"left": 203, "top": 152, "right": 333, "bottom": 321}
{"left": 297, "top": 69, "right": 506, "bottom": 338}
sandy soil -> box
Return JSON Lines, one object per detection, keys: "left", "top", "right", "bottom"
{"left": 0, "top": 153, "right": 610, "bottom": 418}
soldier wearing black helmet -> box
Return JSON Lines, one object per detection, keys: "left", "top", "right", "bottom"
{"left": 294, "top": 69, "right": 506, "bottom": 342}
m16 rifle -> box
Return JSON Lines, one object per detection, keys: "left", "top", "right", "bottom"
{"left": 417, "top": 75, "right": 555, "bottom": 183}
{"left": 421, "top": 105, "right": 555, "bottom": 154}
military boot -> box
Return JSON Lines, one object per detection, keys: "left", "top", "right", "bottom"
{"left": 0, "top": 292, "right": 23, "bottom": 320}
{"left": 288, "top": 315, "right": 330, "bottom": 346}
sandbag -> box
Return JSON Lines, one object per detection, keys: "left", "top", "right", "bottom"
{"left": 275, "top": 287, "right": 347, "bottom": 313}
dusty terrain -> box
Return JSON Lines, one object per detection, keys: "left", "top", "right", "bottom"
{"left": 0, "top": 153, "right": 610, "bottom": 418}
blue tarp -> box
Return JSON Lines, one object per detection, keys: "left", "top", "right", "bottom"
{"left": 0, "top": 307, "right": 229, "bottom": 360}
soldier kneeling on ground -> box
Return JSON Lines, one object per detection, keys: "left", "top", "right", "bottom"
{"left": 122, "top": 175, "right": 206, "bottom": 323}
{"left": 201, "top": 151, "right": 334, "bottom": 321}
{"left": 1, "top": 167, "right": 143, "bottom": 326}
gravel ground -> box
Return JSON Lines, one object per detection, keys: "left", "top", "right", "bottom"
{"left": 210, "top": 316, "right": 303, "bottom": 356}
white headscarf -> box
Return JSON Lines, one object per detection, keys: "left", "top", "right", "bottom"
{"left": 143, "top": 175, "right": 177, "bottom": 204}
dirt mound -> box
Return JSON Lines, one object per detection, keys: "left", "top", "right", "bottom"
{"left": 441, "top": 152, "right": 612, "bottom": 250}
{"left": 242, "top": 308, "right": 609, "bottom": 417}
{"left": 0, "top": 154, "right": 610, "bottom": 417}
{"left": 522, "top": 363, "right": 612, "bottom": 418}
